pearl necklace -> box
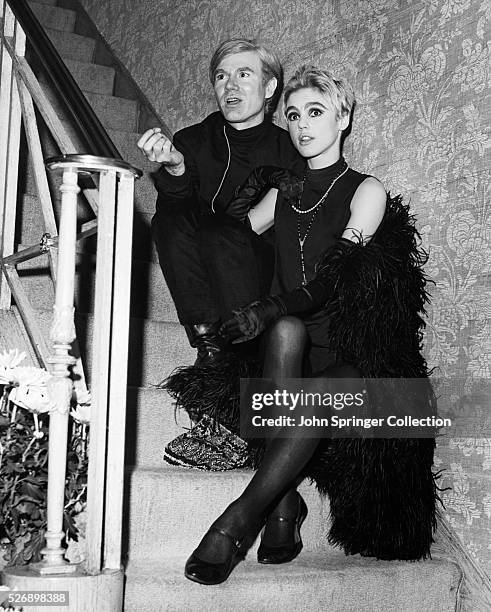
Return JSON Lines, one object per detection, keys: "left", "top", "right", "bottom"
{"left": 291, "top": 161, "right": 348, "bottom": 214}
{"left": 295, "top": 162, "right": 349, "bottom": 285}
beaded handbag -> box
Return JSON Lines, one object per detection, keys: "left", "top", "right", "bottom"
{"left": 163, "top": 414, "right": 250, "bottom": 471}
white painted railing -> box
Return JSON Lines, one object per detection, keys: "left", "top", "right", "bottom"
{"left": 37, "top": 155, "right": 141, "bottom": 576}
{"left": 0, "top": 1, "right": 142, "bottom": 608}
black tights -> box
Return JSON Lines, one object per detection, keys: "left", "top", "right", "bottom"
{"left": 194, "top": 317, "right": 358, "bottom": 562}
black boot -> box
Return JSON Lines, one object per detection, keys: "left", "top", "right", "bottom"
{"left": 184, "top": 323, "right": 227, "bottom": 365}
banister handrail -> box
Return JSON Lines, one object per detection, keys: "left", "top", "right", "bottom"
{"left": 46, "top": 154, "right": 143, "bottom": 178}
{"left": 6, "top": 0, "right": 121, "bottom": 159}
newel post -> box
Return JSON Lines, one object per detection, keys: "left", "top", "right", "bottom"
{"left": 35, "top": 167, "right": 79, "bottom": 573}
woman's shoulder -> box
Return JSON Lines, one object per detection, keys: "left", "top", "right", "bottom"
{"left": 355, "top": 175, "right": 386, "bottom": 195}
{"left": 340, "top": 175, "right": 387, "bottom": 242}
{"left": 350, "top": 175, "right": 387, "bottom": 214}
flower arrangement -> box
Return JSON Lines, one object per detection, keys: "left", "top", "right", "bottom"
{"left": 0, "top": 349, "right": 90, "bottom": 567}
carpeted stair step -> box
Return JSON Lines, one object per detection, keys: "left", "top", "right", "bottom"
{"left": 17, "top": 244, "right": 178, "bottom": 322}
{"left": 124, "top": 465, "right": 332, "bottom": 560}
{"left": 63, "top": 59, "right": 116, "bottom": 95}
{"left": 33, "top": 85, "right": 140, "bottom": 152}
{"left": 81, "top": 91, "right": 139, "bottom": 132}
{"left": 125, "top": 386, "right": 190, "bottom": 468}
{"left": 17, "top": 197, "right": 157, "bottom": 266}
{"left": 16, "top": 185, "right": 156, "bottom": 264}
{"left": 34, "top": 310, "right": 193, "bottom": 387}
{"left": 29, "top": 1, "right": 76, "bottom": 33}
{"left": 123, "top": 552, "right": 460, "bottom": 612}
{"left": 45, "top": 28, "right": 95, "bottom": 62}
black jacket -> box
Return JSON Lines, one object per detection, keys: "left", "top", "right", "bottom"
{"left": 153, "top": 112, "right": 303, "bottom": 215}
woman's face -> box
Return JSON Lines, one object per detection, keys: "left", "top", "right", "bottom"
{"left": 285, "top": 87, "right": 349, "bottom": 168}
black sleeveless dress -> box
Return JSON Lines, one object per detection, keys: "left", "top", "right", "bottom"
{"left": 271, "top": 157, "right": 368, "bottom": 372}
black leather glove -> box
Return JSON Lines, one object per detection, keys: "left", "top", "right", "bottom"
{"left": 220, "top": 296, "right": 287, "bottom": 343}
{"left": 221, "top": 166, "right": 296, "bottom": 223}
{"left": 220, "top": 239, "right": 360, "bottom": 343}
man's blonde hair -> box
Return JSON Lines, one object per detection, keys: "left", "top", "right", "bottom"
{"left": 209, "top": 38, "right": 283, "bottom": 115}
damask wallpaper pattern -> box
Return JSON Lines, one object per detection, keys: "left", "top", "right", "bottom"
{"left": 79, "top": 0, "right": 491, "bottom": 574}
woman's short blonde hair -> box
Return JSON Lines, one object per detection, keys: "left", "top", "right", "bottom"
{"left": 284, "top": 65, "right": 355, "bottom": 119}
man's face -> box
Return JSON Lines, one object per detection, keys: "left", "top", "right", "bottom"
{"left": 213, "top": 51, "right": 277, "bottom": 130}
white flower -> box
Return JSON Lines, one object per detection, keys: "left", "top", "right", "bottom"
{"left": 70, "top": 403, "right": 91, "bottom": 424}
{"left": 9, "top": 386, "right": 53, "bottom": 414}
{"left": 9, "top": 366, "right": 50, "bottom": 387}
{"left": 0, "top": 349, "right": 27, "bottom": 386}
{"left": 71, "top": 387, "right": 91, "bottom": 424}
{"left": 8, "top": 366, "right": 54, "bottom": 414}
{"left": 74, "top": 387, "right": 91, "bottom": 406}
{"left": 0, "top": 368, "right": 13, "bottom": 386}
{"left": 0, "top": 349, "right": 26, "bottom": 369}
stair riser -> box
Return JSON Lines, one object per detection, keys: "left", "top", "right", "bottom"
{"left": 124, "top": 557, "right": 460, "bottom": 612}
{"left": 46, "top": 29, "right": 95, "bottom": 62}
{"left": 36, "top": 77, "right": 139, "bottom": 135}
{"left": 18, "top": 250, "right": 178, "bottom": 323}
{"left": 124, "top": 468, "right": 333, "bottom": 561}
{"left": 64, "top": 59, "right": 116, "bottom": 95}
{"left": 133, "top": 176, "right": 159, "bottom": 217}
{"left": 30, "top": 2, "right": 76, "bottom": 32}
{"left": 125, "top": 387, "right": 190, "bottom": 467}
{"left": 84, "top": 92, "right": 139, "bottom": 132}
{"left": 16, "top": 193, "right": 92, "bottom": 244}
{"left": 35, "top": 311, "right": 193, "bottom": 387}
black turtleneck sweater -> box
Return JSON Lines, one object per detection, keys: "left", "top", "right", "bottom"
{"left": 153, "top": 111, "right": 304, "bottom": 215}
{"left": 272, "top": 157, "right": 368, "bottom": 294}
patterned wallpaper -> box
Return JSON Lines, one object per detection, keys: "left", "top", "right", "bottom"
{"left": 79, "top": 0, "right": 491, "bottom": 573}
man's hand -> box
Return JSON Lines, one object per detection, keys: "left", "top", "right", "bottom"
{"left": 137, "top": 128, "right": 185, "bottom": 175}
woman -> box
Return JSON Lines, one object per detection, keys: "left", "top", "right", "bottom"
{"left": 183, "top": 65, "right": 437, "bottom": 585}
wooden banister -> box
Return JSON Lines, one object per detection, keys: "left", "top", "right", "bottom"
{"left": 6, "top": 0, "right": 121, "bottom": 158}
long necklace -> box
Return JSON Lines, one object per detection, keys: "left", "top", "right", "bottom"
{"left": 291, "top": 162, "right": 348, "bottom": 214}
{"left": 295, "top": 163, "right": 349, "bottom": 285}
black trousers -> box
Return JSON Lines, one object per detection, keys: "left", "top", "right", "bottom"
{"left": 151, "top": 205, "right": 274, "bottom": 325}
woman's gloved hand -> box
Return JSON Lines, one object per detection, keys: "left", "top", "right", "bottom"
{"left": 220, "top": 296, "right": 287, "bottom": 343}
{"left": 222, "top": 166, "right": 295, "bottom": 223}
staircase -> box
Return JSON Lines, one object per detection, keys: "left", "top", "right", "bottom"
{"left": 11, "top": 1, "right": 464, "bottom": 609}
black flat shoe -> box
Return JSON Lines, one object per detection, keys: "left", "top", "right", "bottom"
{"left": 257, "top": 493, "right": 308, "bottom": 565}
{"left": 184, "top": 526, "right": 246, "bottom": 585}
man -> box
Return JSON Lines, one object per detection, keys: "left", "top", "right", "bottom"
{"left": 137, "top": 39, "right": 303, "bottom": 364}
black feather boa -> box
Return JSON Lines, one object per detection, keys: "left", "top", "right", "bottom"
{"left": 302, "top": 194, "right": 438, "bottom": 560}
{"left": 314, "top": 193, "right": 432, "bottom": 379}
{"left": 163, "top": 193, "right": 438, "bottom": 560}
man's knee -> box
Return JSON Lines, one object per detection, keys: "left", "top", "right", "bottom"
{"left": 199, "top": 213, "right": 250, "bottom": 248}
{"left": 152, "top": 207, "right": 199, "bottom": 251}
